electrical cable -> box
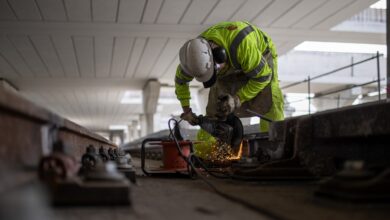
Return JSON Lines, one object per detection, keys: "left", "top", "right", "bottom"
{"left": 167, "top": 118, "right": 285, "bottom": 220}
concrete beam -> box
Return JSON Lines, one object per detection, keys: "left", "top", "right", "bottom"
{"left": 0, "top": 22, "right": 385, "bottom": 45}
{"left": 9, "top": 78, "right": 147, "bottom": 91}
{"left": 288, "top": 100, "right": 390, "bottom": 176}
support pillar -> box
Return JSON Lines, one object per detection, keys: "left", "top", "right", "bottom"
{"left": 145, "top": 113, "right": 154, "bottom": 134}
{"left": 139, "top": 114, "right": 154, "bottom": 137}
{"left": 129, "top": 120, "right": 139, "bottom": 141}
{"left": 140, "top": 114, "right": 148, "bottom": 137}
{"left": 142, "top": 79, "right": 161, "bottom": 135}
{"left": 133, "top": 120, "right": 140, "bottom": 140}
{"left": 126, "top": 125, "right": 133, "bottom": 142}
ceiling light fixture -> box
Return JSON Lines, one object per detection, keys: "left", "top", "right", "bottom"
{"left": 109, "top": 125, "right": 128, "bottom": 130}
{"left": 121, "top": 90, "right": 143, "bottom": 104}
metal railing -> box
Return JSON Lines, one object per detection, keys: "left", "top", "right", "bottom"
{"left": 282, "top": 52, "right": 384, "bottom": 115}
{"left": 350, "top": 8, "right": 386, "bottom": 23}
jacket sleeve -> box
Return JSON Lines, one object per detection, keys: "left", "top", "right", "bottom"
{"left": 174, "top": 65, "right": 194, "bottom": 107}
{"left": 235, "top": 37, "right": 273, "bottom": 103}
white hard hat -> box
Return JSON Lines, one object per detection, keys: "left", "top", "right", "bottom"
{"left": 179, "top": 38, "right": 214, "bottom": 83}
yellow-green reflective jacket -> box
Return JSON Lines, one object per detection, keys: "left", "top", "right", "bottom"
{"left": 174, "top": 21, "right": 277, "bottom": 107}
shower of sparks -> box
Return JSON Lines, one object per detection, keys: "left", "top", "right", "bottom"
{"left": 227, "top": 141, "right": 243, "bottom": 160}
{"left": 204, "top": 140, "right": 243, "bottom": 163}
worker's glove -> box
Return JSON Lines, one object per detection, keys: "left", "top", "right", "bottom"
{"left": 180, "top": 108, "right": 199, "bottom": 126}
{"left": 216, "top": 94, "right": 241, "bottom": 119}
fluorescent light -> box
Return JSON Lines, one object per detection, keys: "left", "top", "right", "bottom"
{"left": 109, "top": 125, "right": 128, "bottom": 130}
{"left": 294, "top": 41, "right": 386, "bottom": 55}
{"left": 370, "top": 0, "right": 386, "bottom": 9}
{"left": 121, "top": 90, "right": 142, "bottom": 104}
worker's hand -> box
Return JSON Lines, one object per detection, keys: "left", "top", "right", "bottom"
{"left": 180, "top": 108, "right": 199, "bottom": 126}
{"left": 216, "top": 94, "right": 241, "bottom": 119}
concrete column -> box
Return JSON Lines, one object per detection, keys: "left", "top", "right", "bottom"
{"left": 126, "top": 125, "right": 133, "bottom": 142}
{"left": 131, "top": 120, "right": 139, "bottom": 140}
{"left": 197, "top": 88, "right": 209, "bottom": 115}
{"left": 145, "top": 113, "right": 154, "bottom": 134}
{"left": 127, "top": 124, "right": 140, "bottom": 142}
{"left": 140, "top": 114, "right": 148, "bottom": 137}
{"left": 142, "top": 79, "right": 161, "bottom": 135}
{"left": 140, "top": 114, "right": 155, "bottom": 137}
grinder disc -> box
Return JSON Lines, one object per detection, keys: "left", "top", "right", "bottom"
{"left": 197, "top": 114, "right": 244, "bottom": 150}
{"left": 225, "top": 114, "right": 244, "bottom": 150}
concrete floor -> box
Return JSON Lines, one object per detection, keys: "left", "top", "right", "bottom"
{"left": 56, "top": 158, "right": 390, "bottom": 220}
{"left": 2, "top": 158, "right": 390, "bottom": 220}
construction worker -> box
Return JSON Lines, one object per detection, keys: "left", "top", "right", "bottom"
{"left": 175, "top": 21, "right": 284, "bottom": 158}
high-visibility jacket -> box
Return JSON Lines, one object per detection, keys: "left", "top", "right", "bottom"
{"left": 175, "top": 21, "right": 284, "bottom": 159}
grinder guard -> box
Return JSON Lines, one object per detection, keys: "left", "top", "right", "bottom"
{"left": 197, "top": 114, "right": 243, "bottom": 150}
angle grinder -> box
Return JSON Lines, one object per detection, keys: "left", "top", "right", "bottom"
{"left": 195, "top": 114, "right": 244, "bottom": 150}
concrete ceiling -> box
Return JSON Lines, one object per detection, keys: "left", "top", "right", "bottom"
{"left": 0, "top": 0, "right": 384, "bottom": 130}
